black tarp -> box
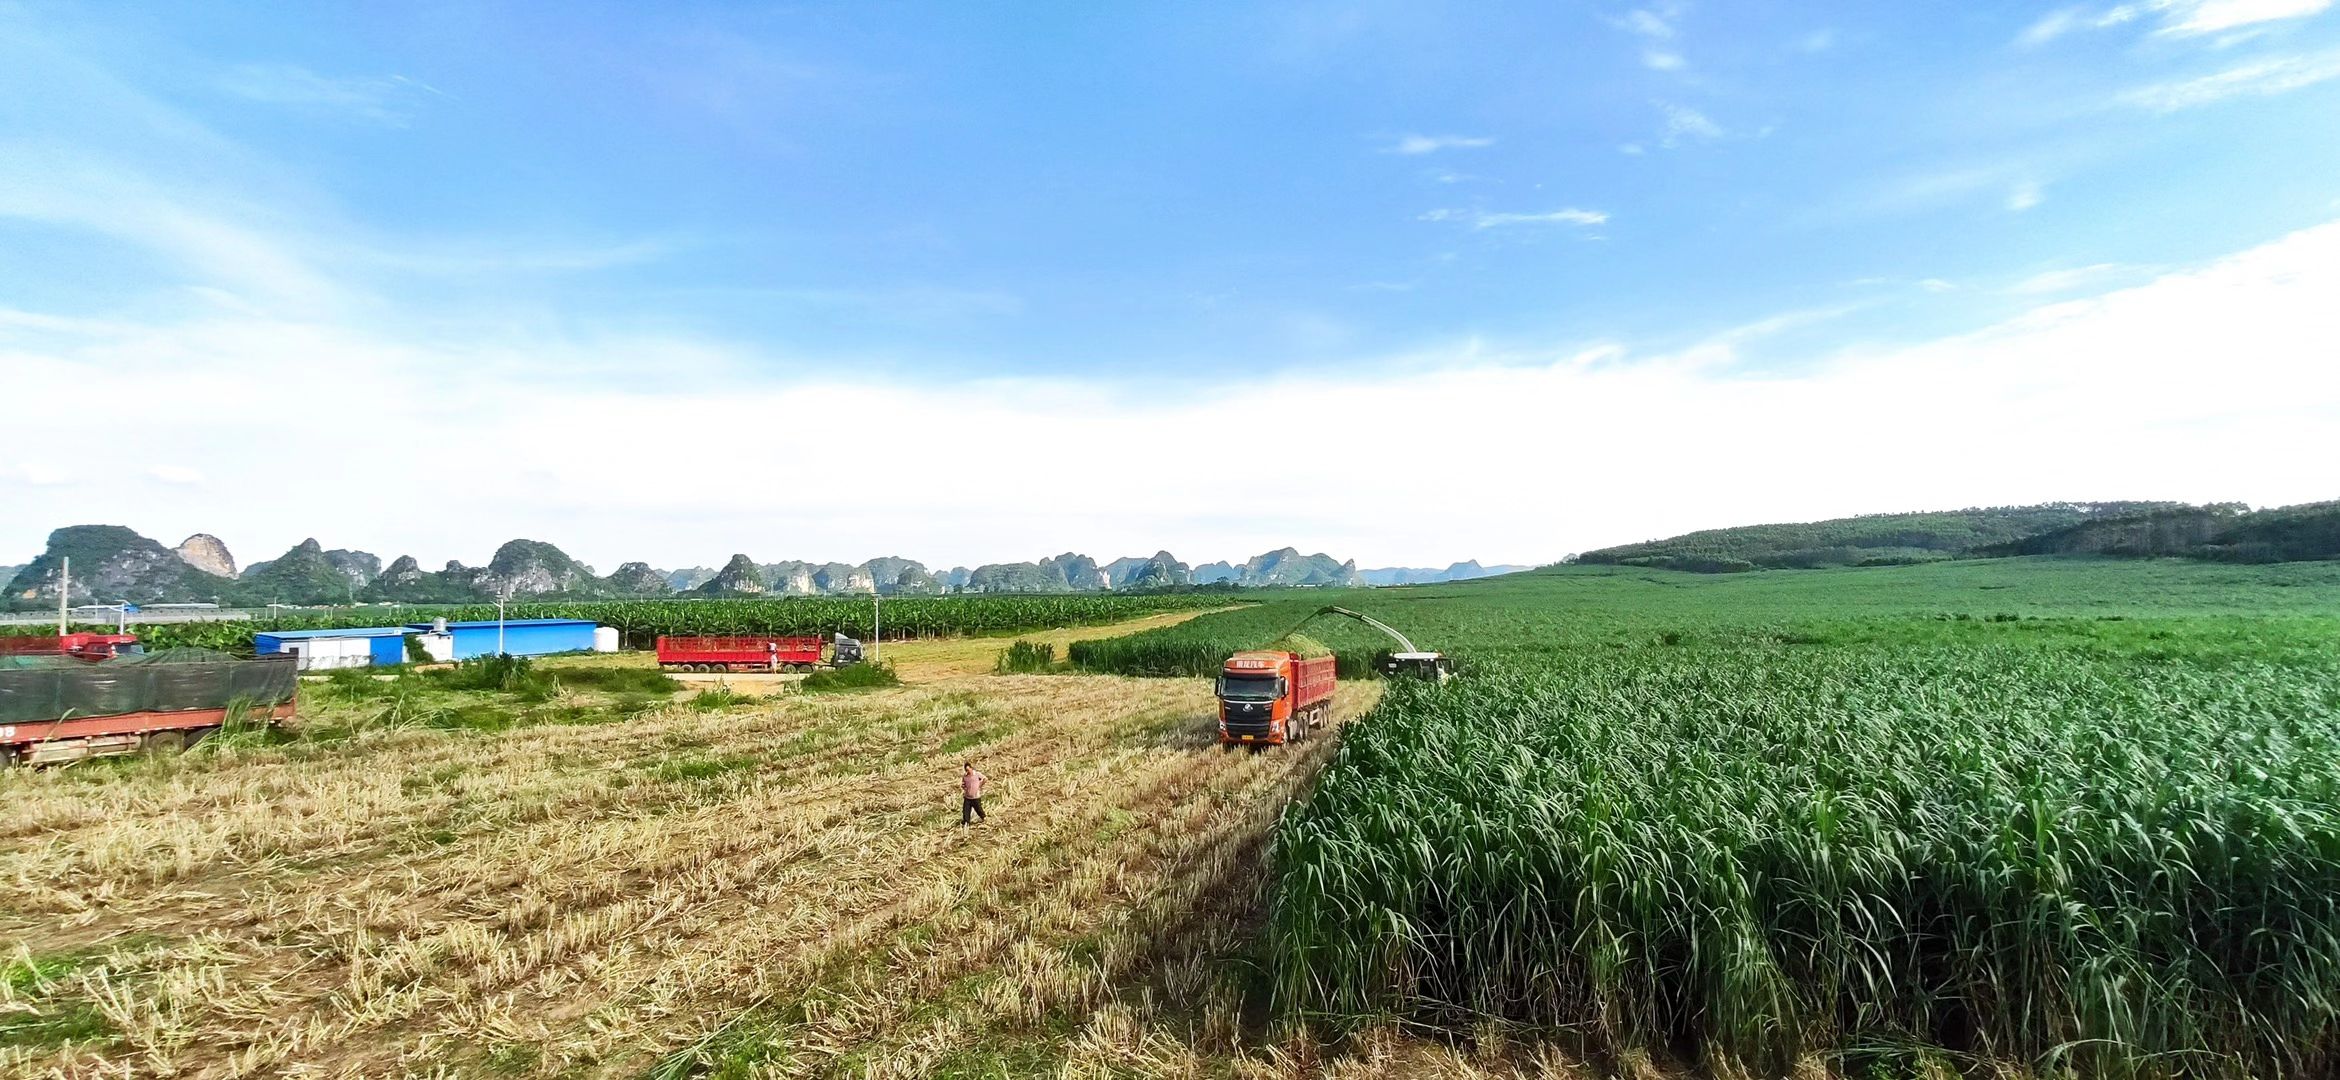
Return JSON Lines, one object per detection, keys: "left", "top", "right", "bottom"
{"left": 0, "top": 652, "right": 296, "bottom": 726}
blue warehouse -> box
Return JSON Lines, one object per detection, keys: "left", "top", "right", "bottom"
{"left": 255, "top": 627, "right": 414, "bottom": 670}
{"left": 408, "top": 618, "right": 599, "bottom": 660}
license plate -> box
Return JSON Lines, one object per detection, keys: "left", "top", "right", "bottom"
{"left": 1241, "top": 735, "right": 1253, "bottom": 741}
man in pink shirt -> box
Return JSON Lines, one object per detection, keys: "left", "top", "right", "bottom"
{"left": 961, "top": 762, "right": 988, "bottom": 825}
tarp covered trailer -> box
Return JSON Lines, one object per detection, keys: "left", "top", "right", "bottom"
{"left": 0, "top": 651, "right": 298, "bottom": 765}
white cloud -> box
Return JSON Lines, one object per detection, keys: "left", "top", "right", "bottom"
{"left": 2121, "top": 50, "right": 2340, "bottom": 109}
{"left": 2007, "top": 180, "right": 2045, "bottom": 211}
{"left": 218, "top": 64, "right": 443, "bottom": 126}
{"left": 11, "top": 221, "right": 2338, "bottom": 569}
{"left": 2021, "top": 0, "right": 2328, "bottom": 44}
{"left": 1919, "top": 278, "right": 1959, "bottom": 292}
{"left": 1421, "top": 207, "right": 1609, "bottom": 229}
{"left": 1385, "top": 134, "right": 1495, "bottom": 155}
{"left": 1643, "top": 50, "right": 1686, "bottom": 71}
{"left": 1659, "top": 103, "right": 1723, "bottom": 146}
{"left": 2009, "top": 263, "right": 2142, "bottom": 293}
{"left": 8, "top": 463, "right": 72, "bottom": 487}
{"left": 2158, "top": 0, "right": 2331, "bottom": 35}
{"left": 145, "top": 466, "right": 205, "bottom": 486}
{"left": 1617, "top": 8, "right": 1678, "bottom": 39}
{"left": 1796, "top": 29, "right": 1838, "bottom": 53}
{"left": 2018, "top": 8, "right": 2092, "bottom": 46}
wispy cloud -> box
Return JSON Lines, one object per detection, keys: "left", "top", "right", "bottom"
{"left": 1854, "top": 164, "right": 2058, "bottom": 219}
{"left": 1421, "top": 207, "right": 1608, "bottom": 229}
{"left": 1614, "top": 6, "right": 1680, "bottom": 39}
{"left": 7, "top": 463, "right": 72, "bottom": 487}
{"left": 2160, "top": 0, "right": 2332, "bottom": 36}
{"left": 1643, "top": 50, "right": 1686, "bottom": 71}
{"left": 218, "top": 64, "right": 444, "bottom": 126}
{"left": 146, "top": 465, "right": 204, "bottom": 485}
{"left": 2009, "top": 263, "right": 2144, "bottom": 293}
{"left": 1659, "top": 103, "right": 1723, "bottom": 146}
{"left": 2121, "top": 50, "right": 2340, "bottom": 109}
{"left": 2019, "top": 0, "right": 2329, "bottom": 45}
{"left": 1384, "top": 133, "right": 1495, "bottom": 155}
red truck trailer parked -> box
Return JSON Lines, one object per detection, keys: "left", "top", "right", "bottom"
{"left": 0, "top": 652, "right": 297, "bottom": 765}
{"left": 0, "top": 633, "right": 144, "bottom": 661}
{"left": 656, "top": 635, "right": 827, "bottom": 672}
{"left": 1215, "top": 650, "right": 1336, "bottom": 747}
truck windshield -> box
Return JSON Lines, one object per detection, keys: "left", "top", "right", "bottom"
{"left": 1218, "top": 674, "right": 1280, "bottom": 701}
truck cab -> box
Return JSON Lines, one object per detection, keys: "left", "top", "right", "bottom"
{"left": 1216, "top": 649, "right": 1336, "bottom": 747}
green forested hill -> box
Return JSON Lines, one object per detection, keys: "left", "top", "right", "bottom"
{"left": 1980, "top": 501, "right": 2340, "bottom": 562}
{"left": 1574, "top": 502, "right": 2178, "bottom": 572}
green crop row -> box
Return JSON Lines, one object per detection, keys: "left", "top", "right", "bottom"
{"left": 1271, "top": 647, "right": 2340, "bottom": 1076}
{"left": 0, "top": 593, "right": 1237, "bottom": 653}
{"left": 1051, "top": 561, "right": 2340, "bottom": 1073}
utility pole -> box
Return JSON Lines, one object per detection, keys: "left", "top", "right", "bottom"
{"left": 872, "top": 586, "right": 881, "bottom": 664}
{"left": 497, "top": 585, "right": 513, "bottom": 656}
{"left": 56, "top": 556, "right": 69, "bottom": 635}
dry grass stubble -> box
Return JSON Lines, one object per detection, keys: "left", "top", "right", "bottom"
{"left": 2, "top": 616, "right": 1588, "bottom": 1078}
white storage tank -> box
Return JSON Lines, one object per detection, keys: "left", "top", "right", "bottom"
{"left": 593, "top": 626, "right": 620, "bottom": 653}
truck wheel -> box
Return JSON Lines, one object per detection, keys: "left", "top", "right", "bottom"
{"left": 183, "top": 726, "right": 220, "bottom": 749}
{"left": 143, "top": 730, "right": 188, "bottom": 755}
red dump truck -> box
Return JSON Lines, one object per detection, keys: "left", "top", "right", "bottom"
{"left": 1215, "top": 650, "right": 1336, "bottom": 747}
{"left": 656, "top": 635, "right": 827, "bottom": 672}
{"left": 0, "top": 633, "right": 144, "bottom": 662}
{"left": 0, "top": 652, "right": 297, "bottom": 765}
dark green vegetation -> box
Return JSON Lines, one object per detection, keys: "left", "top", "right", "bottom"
{"left": 992, "top": 640, "right": 1057, "bottom": 673}
{"left": 799, "top": 661, "right": 901, "bottom": 692}
{"left": 1570, "top": 500, "right": 2340, "bottom": 572}
{"left": 0, "top": 593, "right": 1239, "bottom": 653}
{"left": 1076, "top": 559, "right": 2340, "bottom": 1077}
{"left": 0, "top": 946, "right": 117, "bottom": 1052}
{"left": 1981, "top": 500, "right": 2340, "bottom": 563}
{"left": 272, "top": 657, "right": 681, "bottom": 742}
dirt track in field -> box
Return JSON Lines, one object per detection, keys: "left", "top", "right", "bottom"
{"left": 0, "top": 616, "right": 1610, "bottom": 1079}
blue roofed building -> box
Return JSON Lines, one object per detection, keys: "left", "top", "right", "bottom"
{"left": 254, "top": 627, "right": 413, "bottom": 670}
{"left": 406, "top": 618, "right": 598, "bottom": 660}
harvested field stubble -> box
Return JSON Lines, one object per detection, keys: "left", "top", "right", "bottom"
{"left": 0, "top": 624, "right": 1435, "bottom": 1078}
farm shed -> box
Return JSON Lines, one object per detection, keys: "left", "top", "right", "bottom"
{"left": 407, "top": 618, "right": 599, "bottom": 660}
{"left": 254, "top": 627, "right": 414, "bottom": 670}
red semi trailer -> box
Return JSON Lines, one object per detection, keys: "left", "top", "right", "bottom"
{"left": 1214, "top": 650, "right": 1336, "bottom": 747}
{"left": 656, "top": 635, "right": 828, "bottom": 672}
{"left": 0, "top": 633, "right": 144, "bottom": 661}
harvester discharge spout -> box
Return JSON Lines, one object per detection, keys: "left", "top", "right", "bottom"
{"left": 1284, "top": 606, "right": 1455, "bottom": 682}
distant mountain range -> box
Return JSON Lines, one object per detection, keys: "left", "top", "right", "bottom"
{"left": 1573, "top": 500, "right": 2340, "bottom": 572}
{"left": 1357, "top": 561, "right": 1530, "bottom": 586}
{"left": 1, "top": 525, "right": 1522, "bottom": 608}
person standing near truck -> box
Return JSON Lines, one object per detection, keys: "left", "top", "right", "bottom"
{"left": 960, "top": 762, "right": 988, "bottom": 825}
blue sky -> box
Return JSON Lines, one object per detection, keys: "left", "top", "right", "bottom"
{"left": 4, "top": 1, "right": 2339, "bottom": 571}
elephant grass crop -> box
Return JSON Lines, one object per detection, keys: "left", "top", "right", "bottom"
{"left": 1269, "top": 646, "right": 2340, "bottom": 1078}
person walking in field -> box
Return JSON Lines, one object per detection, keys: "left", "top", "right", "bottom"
{"left": 961, "top": 762, "right": 988, "bottom": 825}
